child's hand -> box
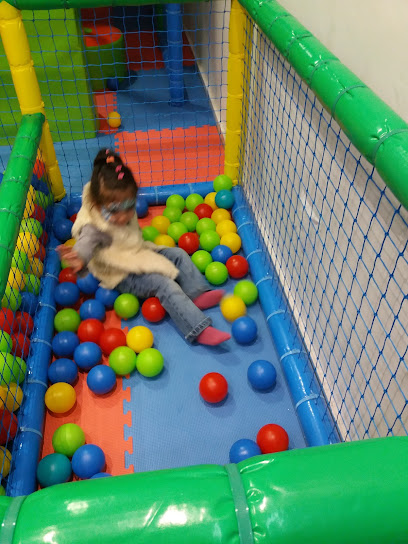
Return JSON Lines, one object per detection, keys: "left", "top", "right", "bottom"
{"left": 57, "top": 245, "right": 85, "bottom": 273}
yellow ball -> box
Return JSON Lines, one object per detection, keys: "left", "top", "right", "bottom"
{"left": 0, "top": 447, "right": 11, "bottom": 477}
{"left": 16, "top": 232, "right": 39, "bottom": 259}
{"left": 216, "top": 219, "right": 237, "bottom": 237}
{"left": 27, "top": 257, "right": 44, "bottom": 278}
{"left": 154, "top": 234, "right": 176, "bottom": 247}
{"left": 0, "top": 383, "right": 23, "bottom": 412}
{"left": 28, "top": 185, "right": 36, "bottom": 201}
{"left": 23, "top": 196, "right": 35, "bottom": 219}
{"left": 220, "top": 295, "right": 247, "bottom": 322}
{"left": 126, "top": 326, "right": 154, "bottom": 353}
{"left": 64, "top": 238, "right": 76, "bottom": 247}
{"left": 44, "top": 383, "right": 76, "bottom": 414}
{"left": 220, "top": 232, "right": 242, "bottom": 254}
{"left": 7, "top": 267, "right": 26, "bottom": 290}
{"left": 204, "top": 192, "right": 218, "bottom": 211}
{"left": 151, "top": 215, "right": 171, "bottom": 234}
{"left": 107, "top": 111, "right": 121, "bottom": 128}
{"left": 211, "top": 208, "right": 231, "bottom": 224}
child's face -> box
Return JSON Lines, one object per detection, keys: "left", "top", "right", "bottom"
{"left": 99, "top": 189, "right": 136, "bottom": 225}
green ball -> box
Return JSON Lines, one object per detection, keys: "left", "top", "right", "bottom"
{"left": 185, "top": 193, "right": 204, "bottom": 212}
{"left": 0, "top": 352, "right": 13, "bottom": 386}
{"left": 0, "top": 332, "right": 12, "bottom": 353}
{"left": 52, "top": 423, "right": 85, "bottom": 457}
{"left": 196, "top": 218, "right": 216, "bottom": 235}
{"left": 142, "top": 226, "right": 159, "bottom": 242}
{"left": 2, "top": 286, "right": 22, "bottom": 312}
{"left": 163, "top": 206, "right": 182, "bottom": 223}
{"left": 0, "top": 485, "right": 5, "bottom": 496}
{"left": 234, "top": 280, "right": 258, "bottom": 305}
{"left": 205, "top": 262, "right": 228, "bottom": 285}
{"left": 35, "top": 190, "right": 51, "bottom": 209}
{"left": 213, "top": 174, "right": 233, "bottom": 192}
{"left": 180, "top": 211, "right": 199, "bottom": 232}
{"left": 54, "top": 308, "right": 80, "bottom": 333}
{"left": 114, "top": 293, "right": 139, "bottom": 319}
{"left": 109, "top": 346, "right": 137, "bottom": 376}
{"left": 24, "top": 274, "right": 41, "bottom": 295}
{"left": 11, "top": 356, "right": 27, "bottom": 384}
{"left": 20, "top": 218, "right": 43, "bottom": 239}
{"left": 12, "top": 249, "right": 29, "bottom": 272}
{"left": 191, "top": 250, "right": 213, "bottom": 273}
{"left": 167, "top": 222, "right": 188, "bottom": 242}
{"left": 166, "top": 194, "right": 185, "bottom": 210}
{"left": 199, "top": 231, "right": 220, "bottom": 252}
{"left": 136, "top": 348, "right": 164, "bottom": 377}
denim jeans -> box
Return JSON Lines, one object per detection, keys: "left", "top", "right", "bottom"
{"left": 117, "top": 247, "right": 211, "bottom": 342}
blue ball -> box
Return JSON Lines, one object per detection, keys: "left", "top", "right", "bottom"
{"left": 215, "top": 189, "right": 235, "bottom": 210}
{"left": 95, "top": 287, "right": 119, "bottom": 308}
{"left": 90, "top": 472, "right": 112, "bottom": 479}
{"left": 72, "top": 444, "right": 105, "bottom": 479}
{"left": 247, "top": 360, "right": 277, "bottom": 391}
{"left": 211, "top": 244, "right": 233, "bottom": 264}
{"left": 52, "top": 331, "right": 80, "bottom": 358}
{"left": 20, "top": 292, "right": 38, "bottom": 316}
{"left": 136, "top": 197, "right": 149, "bottom": 218}
{"left": 54, "top": 282, "right": 80, "bottom": 307}
{"left": 31, "top": 177, "right": 49, "bottom": 195}
{"left": 231, "top": 316, "right": 257, "bottom": 345}
{"left": 67, "top": 199, "right": 81, "bottom": 218}
{"left": 37, "top": 453, "right": 72, "bottom": 487}
{"left": 79, "top": 299, "right": 106, "bottom": 321}
{"left": 53, "top": 219, "right": 73, "bottom": 242}
{"left": 76, "top": 273, "right": 100, "bottom": 295}
{"left": 229, "top": 439, "right": 262, "bottom": 463}
{"left": 48, "top": 358, "right": 78, "bottom": 385}
{"left": 74, "top": 342, "right": 102, "bottom": 371}
{"left": 87, "top": 364, "right": 116, "bottom": 395}
{"left": 106, "top": 77, "right": 120, "bottom": 91}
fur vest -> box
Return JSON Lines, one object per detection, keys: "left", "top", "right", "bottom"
{"left": 71, "top": 183, "right": 179, "bottom": 288}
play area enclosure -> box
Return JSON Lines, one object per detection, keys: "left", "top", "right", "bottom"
{"left": 0, "top": 0, "right": 407, "bottom": 541}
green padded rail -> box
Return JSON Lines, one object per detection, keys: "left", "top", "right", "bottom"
{"left": 0, "top": 113, "right": 44, "bottom": 300}
{"left": 8, "top": 0, "right": 206, "bottom": 8}
{"left": 239, "top": 0, "right": 408, "bottom": 210}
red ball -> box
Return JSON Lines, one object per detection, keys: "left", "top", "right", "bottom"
{"left": 178, "top": 232, "right": 199, "bottom": 255}
{"left": 199, "top": 372, "right": 228, "bottom": 403}
{"left": 226, "top": 255, "right": 249, "bottom": 279}
{"left": 13, "top": 311, "right": 34, "bottom": 336}
{"left": 31, "top": 204, "right": 46, "bottom": 224}
{"left": 34, "top": 244, "right": 46, "bottom": 262}
{"left": 77, "top": 319, "right": 104, "bottom": 344}
{"left": 39, "top": 231, "right": 48, "bottom": 247}
{"left": 11, "top": 333, "right": 30, "bottom": 359}
{"left": 141, "top": 297, "right": 166, "bottom": 323}
{"left": 59, "top": 268, "right": 77, "bottom": 284}
{"left": 0, "top": 308, "right": 15, "bottom": 335}
{"left": 256, "top": 424, "right": 289, "bottom": 454}
{"left": 194, "top": 203, "right": 213, "bottom": 219}
{"left": 99, "top": 328, "right": 126, "bottom": 356}
{"left": 34, "top": 159, "right": 46, "bottom": 178}
{"left": 0, "top": 410, "right": 18, "bottom": 445}
{"left": 70, "top": 214, "right": 77, "bottom": 223}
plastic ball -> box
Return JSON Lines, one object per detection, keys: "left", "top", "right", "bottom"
{"left": 23, "top": 196, "right": 35, "bottom": 220}
{"left": 247, "top": 360, "right": 277, "bottom": 391}
{"left": 136, "top": 348, "right": 164, "bottom": 377}
{"left": 166, "top": 194, "right": 185, "bottom": 210}
{"left": 0, "top": 409, "right": 18, "bottom": 445}
{"left": 199, "top": 231, "right": 220, "bottom": 252}
{"left": 37, "top": 453, "right": 72, "bottom": 487}
{"left": 229, "top": 439, "right": 262, "bottom": 463}
{"left": 194, "top": 203, "right": 213, "bottom": 219}
{"left": 16, "top": 232, "right": 39, "bottom": 259}
{"left": 90, "top": 472, "right": 112, "bottom": 479}
{"left": 211, "top": 208, "right": 231, "bottom": 224}
{"left": 205, "top": 262, "right": 228, "bottom": 285}
{"left": 54, "top": 308, "right": 81, "bottom": 333}
{"left": 10, "top": 355, "right": 26, "bottom": 384}
{"left": 45, "top": 382, "right": 76, "bottom": 414}
{"left": 185, "top": 193, "right": 204, "bottom": 211}
{"left": 167, "top": 222, "right": 188, "bottom": 242}
{"left": 67, "top": 200, "right": 81, "bottom": 217}
{"left": 231, "top": 316, "right": 257, "bottom": 344}
{"left": 191, "top": 250, "right": 213, "bottom": 273}
{"left": 107, "top": 111, "right": 121, "bottom": 128}
{"left": 0, "top": 353, "right": 13, "bottom": 386}
{"left": 26, "top": 257, "right": 44, "bottom": 278}
{"left": 220, "top": 232, "right": 241, "bottom": 253}
{"left": 76, "top": 273, "right": 100, "bottom": 295}
{"left": 141, "top": 297, "right": 166, "bottom": 323}
{"left": 7, "top": 267, "right": 26, "bottom": 291}
{"left": 220, "top": 295, "right": 247, "bottom": 322}
{"left": 204, "top": 192, "right": 218, "bottom": 211}
{"left": 99, "top": 328, "right": 126, "bottom": 356}
{"left": 142, "top": 226, "right": 160, "bottom": 242}
{"left": 106, "top": 77, "right": 120, "bottom": 91}
{"left": 199, "top": 372, "right": 228, "bottom": 403}
{"left": 151, "top": 215, "right": 171, "bottom": 234}
{"left": 109, "top": 346, "right": 137, "bottom": 376}
{"left": 54, "top": 282, "right": 80, "bottom": 307}
{"left": 79, "top": 299, "right": 106, "bottom": 322}
{"left": 87, "top": 365, "right": 116, "bottom": 395}
{"left": 35, "top": 190, "right": 53, "bottom": 210}
{"left": 114, "top": 293, "right": 139, "bottom": 320}
{"left": 48, "top": 358, "right": 78, "bottom": 385}
{"left": 256, "top": 424, "right": 289, "bottom": 454}
{"left": 211, "top": 245, "right": 233, "bottom": 264}
{"left": 13, "top": 311, "right": 34, "bottom": 336}
{"left": 11, "top": 249, "right": 29, "bottom": 272}
{"left": 77, "top": 319, "right": 104, "bottom": 344}
{"left": 214, "top": 174, "right": 233, "bottom": 192}
{"left": 34, "top": 244, "right": 46, "bottom": 262}
{"left": 23, "top": 274, "right": 41, "bottom": 295}
{"left": 59, "top": 267, "right": 77, "bottom": 284}
{"left": 163, "top": 206, "right": 182, "bottom": 223}
{"left": 226, "top": 255, "right": 249, "bottom": 279}
{"left": 0, "top": 308, "right": 14, "bottom": 335}
{"left": 64, "top": 238, "right": 76, "bottom": 248}
{"left": 180, "top": 211, "right": 199, "bottom": 232}
{"left": 196, "top": 218, "right": 216, "bottom": 236}
{"left": 0, "top": 447, "right": 11, "bottom": 477}
{"left": 52, "top": 423, "right": 85, "bottom": 457}
{"left": 20, "top": 218, "right": 43, "bottom": 239}
{"left": 52, "top": 331, "right": 79, "bottom": 358}
{"left": 53, "top": 219, "right": 73, "bottom": 243}
{"left": 126, "top": 326, "right": 154, "bottom": 353}
{"left": 0, "top": 331, "right": 12, "bottom": 353}
{"left": 154, "top": 234, "right": 176, "bottom": 247}
{"left": 95, "top": 287, "right": 119, "bottom": 308}
{"left": 31, "top": 203, "right": 46, "bottom": 224}
{"left": 136, "top": 197, "right": 149, "bottom": 218}
{"left": 11, "top": 332, "right": 30, "bottom": 359}
{"left": 3, "top": 287, "right": 22, "bottom": 312}
{"left": 178, "top": 232, "right": 199, "bottom": 255}
{"left": 0, "top": 383, "right": 23, "bottom": 412}
{"left": 39, "top": 230, "right": 49, "bottom": 247}
{"left": 74, "top": 342, "right": 102, "bottom": 371}
{"left": 234, "top": 280, "right": 258, "bottom": 305}
{"left": 216, "top": 219, "right": 237, "bottom": 237}
{"left": 215, "top": 189, "right": 235, "bottom": 209}
{"left": 72, "top": 444, "right": 106, "bottom": 479}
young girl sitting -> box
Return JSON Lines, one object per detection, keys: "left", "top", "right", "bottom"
{"left": 57, "top": 149, "right": 231, "bottom": 346}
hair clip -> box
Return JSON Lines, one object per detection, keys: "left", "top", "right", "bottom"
{"left": 106, "top": 156, "right": 115, "bottom": 164}
{"left": 118, "top": 173, "right": 124, "bottom": 180}
{"left": 115, "top": 165, "right": 122, "bottom": 172}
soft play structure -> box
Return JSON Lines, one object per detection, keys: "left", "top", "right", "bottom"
{"left": 0, "top": 0, "right": 407, "bottom": 542}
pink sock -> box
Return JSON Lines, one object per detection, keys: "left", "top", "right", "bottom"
{"left": 196, "top": 326, "right": 231, "bottom": 346}
{"left": 194, "top": 289, "right": 225, "bottom": 310}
